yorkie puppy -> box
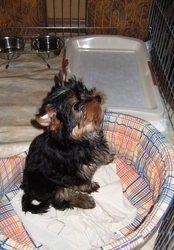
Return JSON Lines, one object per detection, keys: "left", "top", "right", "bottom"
{"left": 21, "top": 73, "right": 114, "bottom": 214}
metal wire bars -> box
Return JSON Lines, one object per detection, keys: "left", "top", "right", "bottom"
{"left": 153, "top": 202, "right": 174, "bottom": 250}
{"left": 149, "top": 0, "right": 174, "bottom": 129}
{"left": 46, "top": 0, "right": 151, "bottom": 40}
{"left": 0, "top": 0, "right": 151, "bottom": 40}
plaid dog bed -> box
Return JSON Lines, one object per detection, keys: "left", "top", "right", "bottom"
{"left": 0, "top": 112, "right": 174, "bottom": 250}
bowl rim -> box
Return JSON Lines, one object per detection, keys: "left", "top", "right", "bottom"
{"left": 31, "top": 35, "right": 64, "bottom": 52}
{"left": 0, "top": 36, "right": 25, "bottom": 54}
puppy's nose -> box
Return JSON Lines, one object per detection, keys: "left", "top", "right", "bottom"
{"left": 95, "top": 95, "right": 101, "bottom": 103}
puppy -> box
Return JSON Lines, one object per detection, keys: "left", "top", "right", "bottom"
{"left": 21, "top": 75, "right": 114, "bottom": 214}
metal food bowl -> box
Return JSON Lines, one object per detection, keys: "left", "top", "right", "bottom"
{"left": 0, "top": 36, "right": 25, "bottom": 60}
{"left": 31, "top": 35, "right": 64, "bottom": 59}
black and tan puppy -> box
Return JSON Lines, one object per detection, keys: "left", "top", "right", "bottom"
{"left": 21, "top": 75, "right": 114, "bottom": 214}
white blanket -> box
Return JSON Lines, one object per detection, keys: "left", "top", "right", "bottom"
{"left": 11, "top": 163, "right": 137, "bottom": 250}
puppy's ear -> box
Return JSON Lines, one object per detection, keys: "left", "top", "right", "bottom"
{"left": 35, "top": 104, "right": 61, "bottom": 130}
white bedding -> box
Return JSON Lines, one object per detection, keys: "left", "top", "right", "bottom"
{"left": 11, "top": 163, "right": 137, "bottom": 250}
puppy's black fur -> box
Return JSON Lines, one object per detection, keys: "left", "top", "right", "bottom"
{"left": 21, "top": 75, "right": 114, "bottom": 214}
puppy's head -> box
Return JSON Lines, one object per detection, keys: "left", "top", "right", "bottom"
{"left": 36, "top": 77, "right": 106, "bottom": 139}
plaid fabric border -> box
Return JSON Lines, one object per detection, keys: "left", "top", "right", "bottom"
{"left": 0, "top": 152, "right": 27, "bottom": 198}
{"left": 0, "top": 184, "right": 48, "bottom": 250}
{"left": 0, "top": 112, "right": 174, "bottom": 250}
{"left": 96, "top": 112, "right": 174, "bottom": 250}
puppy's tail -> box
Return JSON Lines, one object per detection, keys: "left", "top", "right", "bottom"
{"left": 22, "top": 193, "right": 51, "bottom": 214}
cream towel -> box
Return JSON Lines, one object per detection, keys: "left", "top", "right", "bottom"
{"left": 11, "top": 163, "right": 137, "bottom": 250}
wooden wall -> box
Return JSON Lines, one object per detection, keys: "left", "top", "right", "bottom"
{"left": 0, "top": 0, "right": 47, "bottom": 36}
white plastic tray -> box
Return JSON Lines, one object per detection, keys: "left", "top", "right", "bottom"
{"left": 65, "top": 35, "right": 164, "bottom": 121}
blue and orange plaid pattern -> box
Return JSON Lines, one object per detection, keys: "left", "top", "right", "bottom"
{"left": 0, "top": 112, "right": 174, "bottom": 250}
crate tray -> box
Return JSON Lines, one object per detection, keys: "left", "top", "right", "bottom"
{"left": 65, "top": 35, "right": 164, "bottom": 122}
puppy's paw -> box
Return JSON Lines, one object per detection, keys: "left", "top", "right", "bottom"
{"left": 52, "top": 200, "right": 74, "bottom": 211}
{"left": 88, "top": 181, "right": 100, "bottom": 193}
{"left": 79, "top": 194, "right": 96, "bottom": 209}
{"left": 71, "top": 193, "right": 96, "bottom": 209}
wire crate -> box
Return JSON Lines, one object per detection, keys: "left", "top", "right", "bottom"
{"left": 0, "top": 0, "right": 173, "bottom": 250}
{"left": 0, "top": 1, "right": 173, "bottom": 125}
{"left": 0, "top": 0, "right": 152, "bottom": 39}
{"left": 149, "top": 0, "right": 174, "bottom": 130}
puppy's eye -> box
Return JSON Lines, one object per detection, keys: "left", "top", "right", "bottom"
{"left": 95, "top": 95, "right": 101, "bottom": 103}
{"left": 73, "top": 102, "right": 80, "bottom": 111}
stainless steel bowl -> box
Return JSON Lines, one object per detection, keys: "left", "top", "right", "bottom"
{"left": 31, "top": 35, "right": 64, "bottom": 59}
{"left": 0, "top": 36, "right": 25, "bottom": 60}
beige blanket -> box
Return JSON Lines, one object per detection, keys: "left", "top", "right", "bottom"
{"left": 0, "top": 48, "right": 63, "bottom": 157}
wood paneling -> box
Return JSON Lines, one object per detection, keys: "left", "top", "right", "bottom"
{"left": 0, "top": 0, "right": 47, "bottom": 36}
{"left": 87, "top": 0, "right": 151, "bottom": 40}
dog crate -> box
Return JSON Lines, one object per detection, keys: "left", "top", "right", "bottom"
{"left": 0, "top": 0, "right": 174, "bottom": 250}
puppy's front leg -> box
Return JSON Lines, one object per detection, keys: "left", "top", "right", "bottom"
{"left": 104, "top": 153, "right": 115, "bottom": 165}
{"left": 77, "top": 164, "right": 98, "bottom": 180}
{"left": 76, "top": 164, "right": 100, "bottom": 193}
